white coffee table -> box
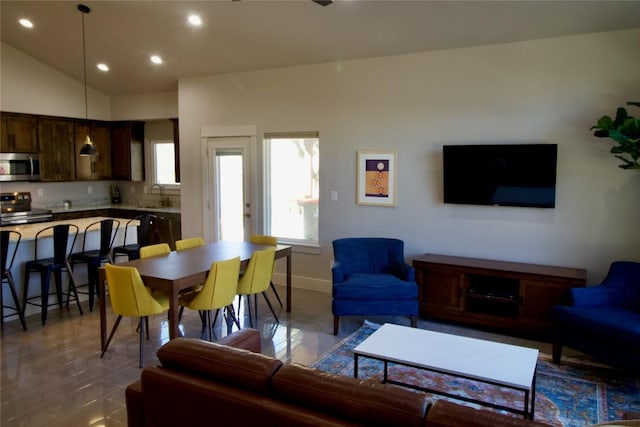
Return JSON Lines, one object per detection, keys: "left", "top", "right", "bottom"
{"left": 353, "top": 323, "right": 539, "bottom": 419}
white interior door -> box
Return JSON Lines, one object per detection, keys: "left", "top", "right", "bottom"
{"left": 204, "top": 136, "right": 252, "bottom": 242}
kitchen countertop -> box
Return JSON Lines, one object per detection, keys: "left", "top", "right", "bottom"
{"left": 3, "top": 216, "right": 138, "bottom": 241}
{"left": 49, "top": 204, "right": 181, "bottom": 215}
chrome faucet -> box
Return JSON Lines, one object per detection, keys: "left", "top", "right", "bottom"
{"left": 151, "top": 184, "right": 170, "bottom": 207}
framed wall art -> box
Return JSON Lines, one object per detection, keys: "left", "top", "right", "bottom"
{"left": 356, "top": 150, "right": 397, "bottom": 206}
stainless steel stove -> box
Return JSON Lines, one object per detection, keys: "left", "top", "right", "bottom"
{"left": 1, "top": 192, "right": 53, "bottom": 226}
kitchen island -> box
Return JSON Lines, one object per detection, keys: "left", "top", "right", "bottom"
{"left": 3, "top": 216, "right": 137, "bottom": 319}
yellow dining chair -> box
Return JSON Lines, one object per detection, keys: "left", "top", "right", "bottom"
{"left": 249, "top": 234, "right": 283, "bottom": 308}
{"left": 175, "top": 237, "right": 205, "bottom": 252}
{"left": 101, "top": 264, "right": 169, "bottom": 367}
{"left": 179, "top": 257, "right": 241, "bottom": 341}
{"left": 139, "top": 243, "right": 171, "bottom": 259}
{"left": 175, "top": 237, "right": 207, "bottom": 326}
{"left": 237, "top": 248, "right": 278, "bottom": 327}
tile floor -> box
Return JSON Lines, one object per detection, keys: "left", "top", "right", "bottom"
{"left": 1, "top": 285, "right": 566, "bottom": 426}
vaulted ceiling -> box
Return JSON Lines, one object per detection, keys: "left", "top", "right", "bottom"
{"left": 2, "top": 1, "right": 640, "bottom": 96}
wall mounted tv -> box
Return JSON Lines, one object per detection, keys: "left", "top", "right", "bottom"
{"left": 443, "top": 144, "right": 557, "bottom": 208}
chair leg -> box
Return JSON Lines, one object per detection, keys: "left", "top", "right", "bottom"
{"left": 212, "top": 308, "right": 221, "bottom": 330}
{"left": 552, "top": 343, "right": 562, "bottom": 364}
{"left": 261, "top": 292, "right": 279, "bottom": 324}
{"left": 53, "top": 270, "right": 64, "bottom": 308}
{"left": 4, "top": 272, "right": 27, "bottom": 330}
{"left": 410, "top": 315, "right": 417, "bottom": 328}
{"left": 22, "top": 269, "right": 31, "bottom": 323}
{"left": 66, "top": 262, "right": 84, "bottom": 316}
{"left": 40, "top": 270, "right": 51, "bottom": 325}
{"left": 243, "top": 295, "right": 254, "bottom": 328}
{"left": 101, "top": 315, "right": 123, "bottom": 358}
{"left": 225, "top": 305, "right": 241, "bottom": 329}
{"left": 333, "top": 315, "right": 339, "bottom": 335}
{"left": 206, "top": 311, "right": 213, "bottom": 342}
{"left": 270, "top": 281, "right": 283, "bottom": 308}
{"left": 139, "top": 316, "right": 145, "bottom": 368}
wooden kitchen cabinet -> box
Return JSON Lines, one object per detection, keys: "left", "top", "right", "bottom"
{"left": 75, "top": 120, "right": 112, "bottom": 180}
{"left": 111, "top": 121, "right": 144, "bottom": 181}
{"left": 1, "top": 112, "right": 38, "bottom": 153}
{"left": 38, "top": 118, "right": 75, "bottom": 181}
{"left": 413, "top": 254, "right": 586, "bottom": 338}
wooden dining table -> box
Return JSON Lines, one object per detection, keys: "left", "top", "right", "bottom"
{"left": 97, "top": 241, "right": 292, "bottom": 351}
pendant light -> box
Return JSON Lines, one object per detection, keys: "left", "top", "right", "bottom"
{"left": 78, "top": 4, "right": 97, "bottom": 157}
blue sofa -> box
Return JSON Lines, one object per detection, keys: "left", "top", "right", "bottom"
{"left": 552, "top": 261, "right": 640, "bottom": 372}
{"left": 331, "top": 238, "right": 419, "bottom": 335}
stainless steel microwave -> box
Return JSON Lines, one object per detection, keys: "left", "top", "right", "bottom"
{"left": 0, "top": 153, "right": 40, "bottom": 181}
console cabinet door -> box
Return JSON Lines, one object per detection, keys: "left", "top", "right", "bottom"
{"left": 38, "top": 118, "right": 75, "bottom": 181}
{"left": 519, "top": 278, "right": 574, "bottom": 329}
{"left": 417, "top": 264, "right": 463, "bottom": 315}
{"left": 1, "top": 113, "right": 38, "bottom": 153}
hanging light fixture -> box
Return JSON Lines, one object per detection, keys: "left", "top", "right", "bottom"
{"left": 78, "top": 4, "right": 97, "bottom": 157}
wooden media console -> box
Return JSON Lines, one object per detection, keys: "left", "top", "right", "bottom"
{"left": 413, "top": 254, "right": 586, "bottom": 337}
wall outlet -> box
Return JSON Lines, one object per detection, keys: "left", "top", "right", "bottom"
{"left": 87, "top": 185, "right": 93, "bottom": 194}
{"left": 330, "top": 190, "right": 338, "bottom": 201}
{"left": 37, "top": 188, "right": 43, "bottom": 197}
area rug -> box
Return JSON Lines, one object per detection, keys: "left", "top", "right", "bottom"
{"left": 311, "top": 321, "right": 640, "bottom": 427}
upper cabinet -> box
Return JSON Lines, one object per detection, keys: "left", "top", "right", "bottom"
{"left": 75, "top": 120, "right": 112, "bottom": 180}
{"left": 1, "top": 112, "right": 150, "bottom": 182}
{"left": 38, "top": 118, "right": 76, "bottom": 181}
{"left": 111, "top": 121, "right": 145, "bottom": 181}
{"left": 1, "top": 112, "right": 38, "bottom": 153}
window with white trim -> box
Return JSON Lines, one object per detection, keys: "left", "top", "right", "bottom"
{"left": 150, "top": 139, "right": 179, "bottom": 187}
{"left": 264, "top": 132, "right": 319, "bottom": 246}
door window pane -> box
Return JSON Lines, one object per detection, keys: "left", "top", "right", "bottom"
{"left": 217, "top": 152, "right": 245, "bottom": 242}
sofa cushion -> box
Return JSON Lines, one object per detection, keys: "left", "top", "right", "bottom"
{"left": 271, "top": 362, "right": 428, "bottom": 427}
{"left": 157, "top": 337, "right": 282, "bottom": 393}
{"left": 333, "top": 274, "right": 418, "bottom": 300}
{"left": 425, "top": 400, "right": 551, "bottom": 427}
{"left": 553, "top": 306, "right": 640, "bottom": 346}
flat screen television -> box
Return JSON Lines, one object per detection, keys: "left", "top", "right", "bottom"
{"left": 443, "top": 144, "right": 557, "bottom": 208}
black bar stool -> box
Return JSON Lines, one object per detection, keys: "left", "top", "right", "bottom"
{"left": 1, "top": 230, "right": 27, "bottom": 330}
{"left": 112, "top": 214, "right": 157, "bottom": 262}
{"left": 22, "top": 224, "right": 84, "bottom": 325}
{"left": 70, "top": 218, "right": 120, "bottom": 311}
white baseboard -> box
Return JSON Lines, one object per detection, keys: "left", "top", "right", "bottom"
{"left": 273, "top": 272, "right": 331, "bottom": 294}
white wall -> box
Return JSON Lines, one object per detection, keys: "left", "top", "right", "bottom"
{"left": 1, "top": 43, "right": 110, "bottom": 119}
{"left": 110, "top": 92, "right": 178, "bottom": 120}
{"left": 179, "top": 29, "right": 640, "bottom": 289}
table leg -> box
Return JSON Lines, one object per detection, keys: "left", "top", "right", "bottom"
{"left": 98, "top": 267, "right": 107, "bottom": 351}
{"left": 286, "top": 251, "right": 291, "bottom": 313}
{"left": 530, "top": 367, "right": 537, "bottom": 419}
{"left": 354, "top": 354, "right": 359, "bottom": 378}
{"left": 168, "top": 288, "right": 180, "bottom": 339}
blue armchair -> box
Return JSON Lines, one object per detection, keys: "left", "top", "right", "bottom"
{"left": 552, "top": 261, "right": 640, "bottom": 372}
{"left": 331, "top": 238, "right": 419, "bottom": 335}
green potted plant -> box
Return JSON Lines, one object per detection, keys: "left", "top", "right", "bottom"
{"left": 590, "top": 101, "right": 640, "bottom": 169}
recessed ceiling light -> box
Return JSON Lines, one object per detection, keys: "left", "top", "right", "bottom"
{"left": 97, "top": 63, "right": 109, "bottom": 72}
{"left": 19, "top": 18, "right": 33, "bottom": 28}
{"left": 187, "top": 14, "right": 202, "bottom": 26}
{"left": 150, "top": 55, "right": 163, "bottom": 65}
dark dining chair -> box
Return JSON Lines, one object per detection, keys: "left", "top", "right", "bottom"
{"left": 112, "top": 214, "right": 157, "bottom": 262}
{"left": 1, "top": 230, "right": 27, "bottom": 330}
{"left": 23, "top": 224, "right": 84, "bottom": 325}
{"left": 70, "top": 218, "right": 120, "bottom": 311}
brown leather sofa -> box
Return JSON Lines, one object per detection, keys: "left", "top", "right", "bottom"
{"left": 126, "top": 328, "right": 551, "bottom": 427}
